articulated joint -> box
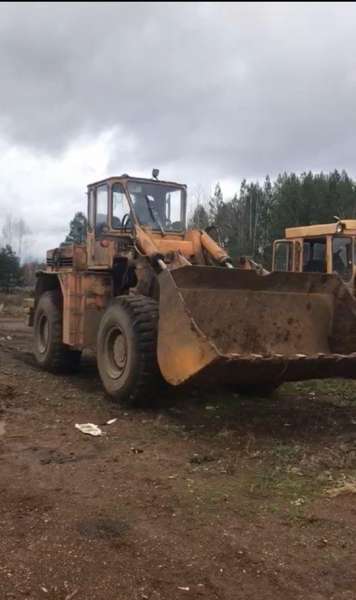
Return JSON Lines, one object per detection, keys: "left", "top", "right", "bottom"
{"left": 219, "top": 256, "right": 234, "bottom": 268}
{"left": 148, "top": 252, "right": 166, "bottom": 270}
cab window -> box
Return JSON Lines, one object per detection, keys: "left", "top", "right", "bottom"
{"left": 88, "top": 189, "right": 95, "bottom": 230}
{"left": 127, "top": 181, "right": 185, "bottom": 232}
{"left": 274, "top": 241, "right": 293, "bottom": 271}
{"left": 332, "top": 237, "right": 352, "bottom": 281}
{"left": 165, "top": 190, "right": 184, "bottom": 227}
{"left": 96, "top": 185, "right": 108, "bottom": 236}
{"left": 303, "top": 238, "right": 326, "bottom": 273}
{"left": 112, "top": 184, "right": 132, "bottom": 229}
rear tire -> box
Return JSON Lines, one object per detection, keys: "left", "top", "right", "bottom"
{"left": 33, "top": 290, "right": 82, "bottom": 372}
{"left": 97, "top": 295, "right": 161, "bottom": 406}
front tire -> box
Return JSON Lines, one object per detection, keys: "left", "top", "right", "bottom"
{"left": 97, "top": 295, "right": 161, "bottom": 406}
{"left": 33, "top": 290, "right": 81, "bottom": 372}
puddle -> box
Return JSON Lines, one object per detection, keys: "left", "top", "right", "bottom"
{"left": 0, "top": 421, "right": 6, "bottom": 436}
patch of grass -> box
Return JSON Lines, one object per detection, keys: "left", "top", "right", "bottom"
{"left": 269, "top": 442, "right": 302, "bottom": 463}
{"left": 325, "top": 475, "right": 356, "bottom": 497}
{"left": 169, "top": 455, "right": 328, "bottom": 526}
{"left": 0, "top": 290, "right": 32, "bottom": 317}
{"left": 282, "top": 379, "right": 356, "bottom": 404}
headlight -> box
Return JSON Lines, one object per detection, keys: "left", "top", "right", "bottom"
{"left": 336, "top": 222, "right": 344, "bottom": 234}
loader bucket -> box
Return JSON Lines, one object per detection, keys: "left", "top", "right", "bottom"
{"left": 157, "top": 266, "right": 356, "bottom": 387}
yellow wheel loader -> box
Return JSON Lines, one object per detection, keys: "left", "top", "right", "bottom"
{"left": 30, "top": 173, "right": 356, "bottom": 404}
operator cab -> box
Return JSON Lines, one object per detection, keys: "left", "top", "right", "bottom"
{"left": 272, "top": 220, "right": 356, "bottom": 283}
{"left": 87, "top": 172, "right": 187, "bottom": 238}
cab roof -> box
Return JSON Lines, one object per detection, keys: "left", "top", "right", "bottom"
{"left": 285, "top": 220, "right": 356, "bottom": 239}
{"left": 87, "top": 174, "right": 186, "bottom": 190}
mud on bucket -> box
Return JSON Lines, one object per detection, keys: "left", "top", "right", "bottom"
{"left": 156, "top": 265, "right": 356, "bottom": 386}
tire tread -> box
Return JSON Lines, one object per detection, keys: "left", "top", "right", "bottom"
{"left": 98, "top": 294, "right": 161, "bottom": 405}
{"left": 34, "top": 290, "right": 81, "bottom": 372}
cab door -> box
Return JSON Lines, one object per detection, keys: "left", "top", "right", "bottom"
{"left": 87, "top": 184, "right": 112, "bottom": 268}
{"left": 331, "top": 235, "right": 353, "bottom": 283}
{"left": 272, "top": 240, "right": 294, "bottom": 272}
{"left": 302, "top": 237, "right": 327, "bottom": 273}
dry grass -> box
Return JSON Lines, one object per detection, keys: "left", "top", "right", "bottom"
{"left": 325, "top": 478, "right": 356, "bottom": 497}
{"left": 0, "top": 289, "right": 33, "bottom": 317}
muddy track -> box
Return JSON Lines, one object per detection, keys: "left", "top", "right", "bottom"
{"left": 1, "top": 317, "right": 356, "bottom": 600}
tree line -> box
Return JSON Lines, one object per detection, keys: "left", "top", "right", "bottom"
{"left": 0, "top": 211, "right": 87, "bottom": 290}
{"left": 189, "top": 170, "right": 356, "bottom": 266}
{"left": 0, "top": 216, "right": 42, "bottom": 290}
{"left": 0, "top": 246, "right": 45, "bottom": 290}
{"left": 1, "top": 169, "right": 356, "bottom": 288}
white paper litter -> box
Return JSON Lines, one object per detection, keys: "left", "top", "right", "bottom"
{"left": 106, "top": 418, "right": 117, "bottom": 425}
{"left": 75, "top": 423, "right": 102, "bottom": 436}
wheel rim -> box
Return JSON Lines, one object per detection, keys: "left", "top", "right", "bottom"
{"left": 105, "top": 326, "right": 128, "bottom": 379}
{"left": 38, "top": 313, "right": 49, "bottom": 354}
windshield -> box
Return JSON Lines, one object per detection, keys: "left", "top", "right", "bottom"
{"left": 127, "top": 181, "right": 186, "bottom": 232}
{"left": 303, "top": 238, "right": 326, "bottom": 273}
{"left": 274, "top": 241, "right": 293, "bottom": 271}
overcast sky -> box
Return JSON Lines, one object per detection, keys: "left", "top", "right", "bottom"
{"left": 1, "top": 1, "right": 356, "bottom": 259}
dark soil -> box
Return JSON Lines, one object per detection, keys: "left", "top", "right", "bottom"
{"left": 1, "top": 317, "right": 356, "bottom": 600}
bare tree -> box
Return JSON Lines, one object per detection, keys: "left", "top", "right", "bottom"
{"left": 187, "top": 183, "right": 210, "bottom": 227}
{"left": 1, "top": 215, "right": 31, "bottom": 262}
{"left": 14, "top": 218, "right": 31, "bottom": 261}
{"left": 2, "top": 214, "right": 14, "bottom": 248}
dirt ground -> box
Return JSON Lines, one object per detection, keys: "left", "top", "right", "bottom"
{"left": 1, "top": 317, "right": 356, "bottom": 600}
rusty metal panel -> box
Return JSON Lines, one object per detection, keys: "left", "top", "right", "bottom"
{"left": 82, "top": 273, "right": 113, "bottom": 348}
{"left": 179, "top": 288, "right": 333, "bottom": 355}
{"left": 157, "top": 269, "right": 217, "bottom": 385}
{"left": 59, "top": 272, "right": 112, "bottom": 348}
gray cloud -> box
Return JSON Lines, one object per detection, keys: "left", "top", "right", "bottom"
{"left": 1, "top": 2, "right": 356, "bottom": 178}
{"left": 1, "top": 2, "right": 356, "bottom": 258}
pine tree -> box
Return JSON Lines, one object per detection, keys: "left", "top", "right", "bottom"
{"left": 189, "top": 204, "right": 210, "bottom": 229}
{"left": 64, "top": 212, "right": 88, "bottom": 244}
{"left": 0, "top": 245, "right": 21, "bottom": 289}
